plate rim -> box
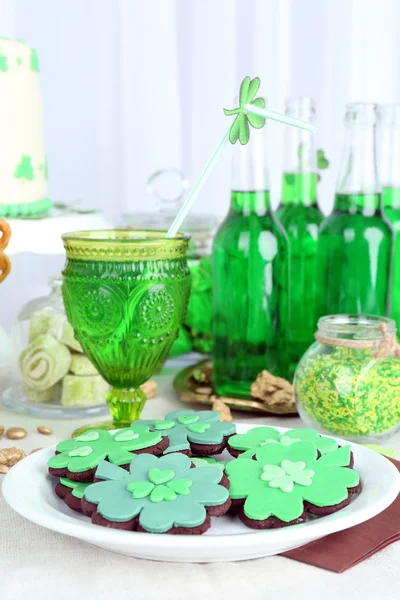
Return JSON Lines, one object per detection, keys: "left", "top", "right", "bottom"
{"left": 3, "top": 425, "right": 400, "bottom": 556}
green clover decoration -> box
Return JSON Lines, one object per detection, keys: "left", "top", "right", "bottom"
{"left": 224, "top": 76, "right": 266, "bottom": 145}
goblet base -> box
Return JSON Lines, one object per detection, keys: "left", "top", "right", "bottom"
{"left": 71, "top": 387, "right": 147, "bottom": 438}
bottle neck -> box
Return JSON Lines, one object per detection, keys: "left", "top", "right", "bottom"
{"left": 231, "top": 126, "right": 269, "bottom": 193}
{"left": 230, "top": 190, "right": 271, "bottom": 215}
{"left": 336, "top": 104, "right": 380, "bottom": 199}
{"left": 378, "top": 105, "right": 400, "bottom": 209}
{"left": 281, "top": 98, "right": 318, "bottom": 207}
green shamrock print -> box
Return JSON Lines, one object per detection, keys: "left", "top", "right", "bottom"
{"left": 48, "top": 427, "right": 163, "bottom": 473}
{"left": 135, "top": 410, "right": 236, "bottom": 453}
{"left": 226, "top": 441, "right": 359, "bottom": 523}
{"left": 85, "top": 453, "right": 229, "bottom": 532}
{"left": 260, "top": 460, "right": 315, "bottom": 493}
{"left": 224, "top": 76, "right": 266, "bottom": 145}
{"left": 229, "top": 426, "right": 340, "bottom": 459}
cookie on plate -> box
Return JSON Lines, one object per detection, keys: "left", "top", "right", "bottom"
{"left": 55, "top": 478, "right": 92, "bottom": 512}
{"left": 81, "top": 453, "right": 231, "bottom": 534}
{"left": 135, "top": 410, "right": 236, "bottom": 456}
{"left": 227, "top": 426, "right": 353, "bottom": 466}
{"left": 48, "top": 427, "right": 169, "bottom": 482}
{"left": 226, "top": 440, "right": 360, "bottom": 529}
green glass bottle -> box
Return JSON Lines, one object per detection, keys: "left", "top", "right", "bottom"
{"left": 212, "top": 126, "right": 290, "bottom": 399}
{"left": 378, "top": 104, "right": 400, "bottom": 330}
{"left": 318, "top": 103, "right": 393, "bottom": 317}
{"left": 278, "top": 98, "right": 323, "bottom": 375}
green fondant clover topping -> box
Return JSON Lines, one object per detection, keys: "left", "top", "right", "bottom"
{"left": 114, "top": 430, "right": 139, "bottom": 442}
{"left": 135, "top": 410, "right": 236, "bottom": 453}
{"left": 177, "top": 415, "right": 199, "bottom": 425}
{"left": 148, "top": 468, "right": 174, "bottom": 485}
{"left": 59, "top": 478, "right": 91, "bottom": 499}
{"left": 187, "top": 422, "right": 210, "bottom": 434}
{"left": 68, "top": 446, "right": 93, "bottom": 458}
{"left": 226, "top": 442, "right": 360, "bottom": 523}
{"left": 260, "top": 460, "right": 315, "bottom": 493}
{"left": 85, "top": 454, "right": 228, "bottom": 532}
{"left": 229, "top": 427, "right": 340, "bottom": 459}
{"left": 48, "top": 426, "right": 163, "bottom": 473}
{"left": 168, "top": 478, "right": 193, "bottom": 496}
{"left": 153, "top": 420, "right": 175, "bottom": 430}
{"left": 75, "top": 431, "right": 100, "bottom": 442}
{"left": 224, "top": 76, "right": 266, "bottom": 145}
{"left": 127, "top": 481, "right": 154, "bottom": 499}
{"left": 150, "top": 485, "right": 177, "bottom": 503}
{"left": 191, "top": 457, "right": 226, "bottom": 470}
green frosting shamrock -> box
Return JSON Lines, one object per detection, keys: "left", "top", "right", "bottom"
{"left": 229, "top": 427, "right": 340, "bottom": 459}
{"left": 224, "top": 76, "right": 266, "bottom": 145}
{"left": 48, "top": 427, "right": 163, "bottom": 473}
{"left": 85, "top": 453, "right": 228, "bottom": 532}
{"left": 226, "top": 441, "right": 359, "bottom": 523}
{"left": 135, "top": 410, "right": 236, "bottom": 453}
{"left": 59, "top": 478, "right": 91, "bottom": 499}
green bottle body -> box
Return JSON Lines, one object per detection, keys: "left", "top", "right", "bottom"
{"left": 318, "top": 193, "right": 393, "bottom": 316}
{"left": 212, "top": 190, "right": 290, "bottom": 398}
{"left": 279, "top": 172, "right": 323, "bottom": 375}
{"left": 383, "top": 187, "right": 400, "bottom": 328}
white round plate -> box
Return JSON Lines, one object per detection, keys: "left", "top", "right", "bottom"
{"left": 2, "top": 425, "right": 400, "bottom": 563}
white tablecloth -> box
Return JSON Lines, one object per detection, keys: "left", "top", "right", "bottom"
{"left": 1, "top": 365, "right": 400, "bottom": 600}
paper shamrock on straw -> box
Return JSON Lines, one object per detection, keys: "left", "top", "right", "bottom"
{"left": 224, "top": 76, "right": 266, "bottom": 145}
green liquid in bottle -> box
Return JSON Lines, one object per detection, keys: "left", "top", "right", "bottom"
{"left": 279, "top": 172, "right": 323, "bottom": 374}
{"left": 318, "top": 193, "right": 392, "bottom": 316}
{"left": 383, "top": 186, "right": 400, "bottom": 329}
{"left": 212, "top": 190, "right": 289, "bottom": 398}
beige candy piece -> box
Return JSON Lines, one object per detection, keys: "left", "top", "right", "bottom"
{"left": 20, "top": 334, "right": 71, "bottom": 391}
{"left": 211, "top": 397, "right": 233, "bottom": 422}
{"left": 0, "top": 447, "right": 26, "bottom": 466}
{"left": 28, "top": 310, "right": 65, "bottom": 342}
{"left": 59, "top": 322, "right": 83, "bottom": 353}
{"left": 69, "top": 353, "right": 98, "bottom": 376}
{"left": 23, "top": 382, "right": 62, "bottom": 404}
{"left": 140, "top": 380, "right": 157, "bottom": 399}
{"left": 61, "top": 374, "right": 109, "bottom": 407}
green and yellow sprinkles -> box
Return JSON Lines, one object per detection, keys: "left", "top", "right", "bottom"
{"left": 295, "top": 347, "right": 400, "bottom": 436}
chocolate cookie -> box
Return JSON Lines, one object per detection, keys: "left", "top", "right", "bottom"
{"left": 81, "top": 453, "right": 231, "bottom": 534}
{"left": 55, "top": 478, "right": 92, "bottom": 512}
{"left": 226, "top": 440, "right": 360, "bottom": 529}
{"left": 48, "top": 427, "right": 169, "bottom": 482}
{"left": 135, "top": 409, "right": 236, "bottom": 456}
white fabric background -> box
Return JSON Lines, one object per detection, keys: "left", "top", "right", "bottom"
{"left": 1, "top": 0, "right": 400, "bottom": 222}
{"left": 1, "top": 0, "right": 400, "bottom": 327}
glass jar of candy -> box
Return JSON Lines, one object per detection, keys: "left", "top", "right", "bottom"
{"left": 4, "top": 275, "right": 109, "bottom": 418}
{"left": 294, "top": 314, "right": 400, "bottom": 442}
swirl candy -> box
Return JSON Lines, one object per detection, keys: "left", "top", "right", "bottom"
{"left": 19, "top": 333, "right": 71, "bottom": 391}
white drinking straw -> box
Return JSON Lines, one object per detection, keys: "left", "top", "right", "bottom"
{"left": 244, "top": 103, "right": 318, "bottom": 132}
{"left": 166, "top": 104, "right": 317, "bottom": 238}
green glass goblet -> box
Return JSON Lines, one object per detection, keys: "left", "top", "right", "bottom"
{"left": 61, "top": 230, "right": 191, "bottom": 435}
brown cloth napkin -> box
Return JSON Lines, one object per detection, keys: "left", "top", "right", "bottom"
{"left": 282, "top": 457, "right": 400, "bottom": 573}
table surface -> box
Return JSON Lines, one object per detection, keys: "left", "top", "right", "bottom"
{"left": 1, "top": 358, "right": 400, "bottom": 600}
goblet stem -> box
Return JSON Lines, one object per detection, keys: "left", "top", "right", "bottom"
{"left": 106, "top": 387, "right": 147, "bottom": 427}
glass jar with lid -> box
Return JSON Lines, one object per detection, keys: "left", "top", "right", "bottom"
{"left": 122, "top": 169, "right": 219, "bottom": 355}
{"left": 294, "top": 314, "right": 400, "bottom": 442}
{"left": 4, "top": 275, "right": 110, "bottom": 418}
